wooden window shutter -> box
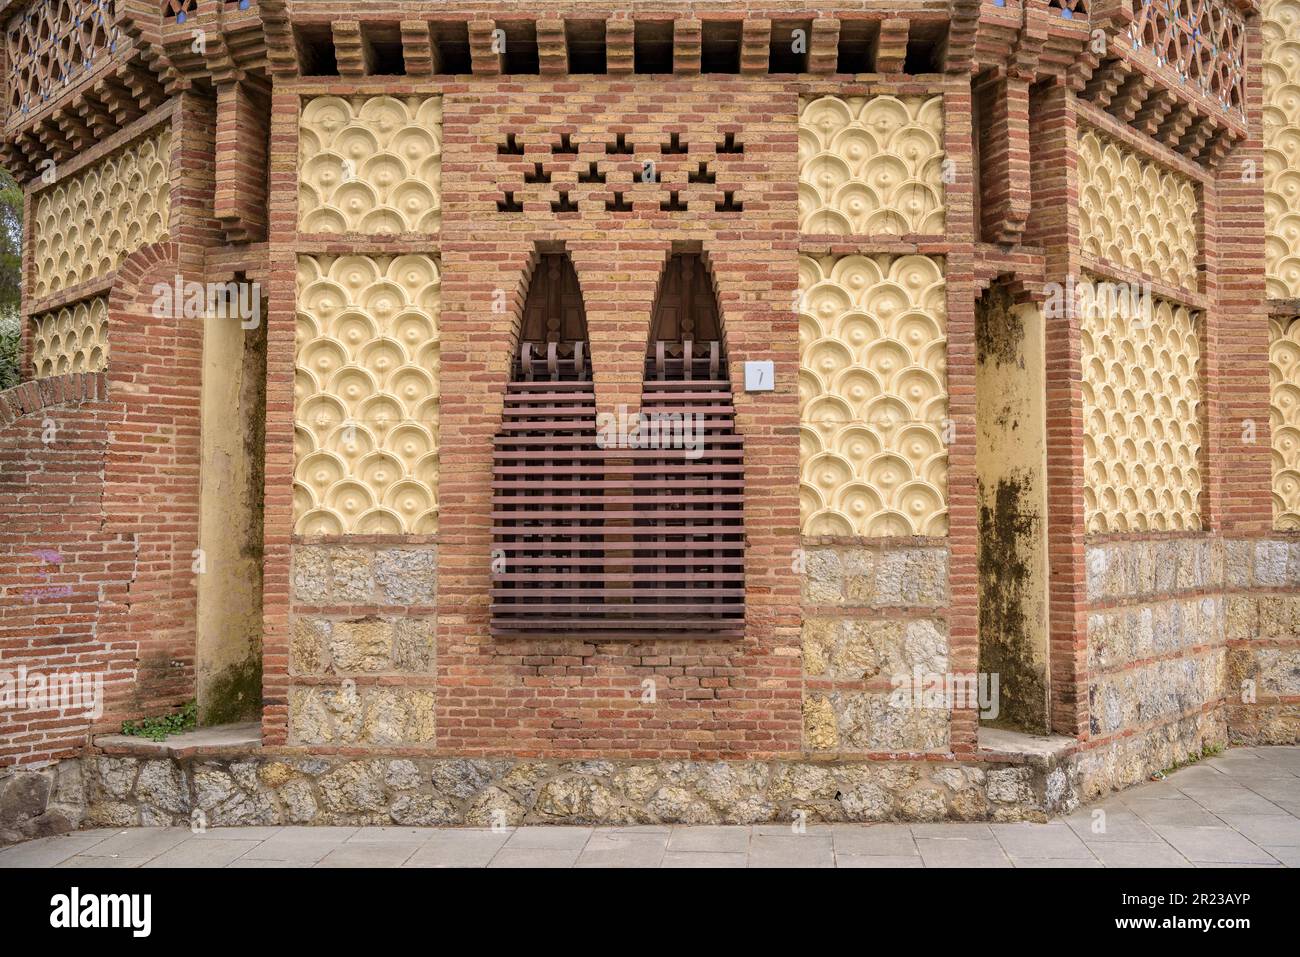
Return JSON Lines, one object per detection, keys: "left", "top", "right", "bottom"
{"left": 491, "top": 250, "right": 745, "bottom": 637}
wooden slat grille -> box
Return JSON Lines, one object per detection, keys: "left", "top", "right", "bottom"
{"left": 490, "top": 339, "right": 745, "bottom": 637}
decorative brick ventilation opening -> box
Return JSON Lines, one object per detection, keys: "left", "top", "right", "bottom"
{"left": 490, "top": 251, "right": 745, "bottom": 637}
{"left": 295, "top": 24, "right": 339, "bottom": 77}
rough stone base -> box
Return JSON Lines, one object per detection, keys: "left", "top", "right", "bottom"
{"left": 1075, "top": 710, "right": 1228, "bottom": 804}
{"left": 0, "top": 759, "right": 85, "bottom": 846}
{"left": 80, "top": 751, "right": 1082, "bottom": 827}
{"left": 1, "top": 712, "right": 1273, "bottom": 838}
{"left": 1225, "top": 703, "right": 1300, "bottom": 746}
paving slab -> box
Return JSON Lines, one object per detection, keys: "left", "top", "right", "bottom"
{"left": 0, "top": 831, "right": 120, "bottom": 867}
{"left": 1124, "top": 798, "right": 1224, "bottom": 828}
{"left": 1011, "top": 857, "right": 1103, "bottom": 868}
{"left": 835, "top": 854, "right": 925, "bottom": 868}
{"left": 1152, "top": 826, "right": 1280, "bottom": 864}
{"left": 239, "top": 830, "right": 356, "bottom": 863}
{"left": 749, "top": 835, "right": 834, "bottom": 868}
{"left": 78, "top": 827, "right": 190, "bottom": 860}
{"left": 914, "top": 837, "right": 1012, "bottom": 868}
{"left": 991, "top": 822, "right": 1095, "bottom": 860}
{"left": 316, "top": 842, "right": 420, "bottom": 868}
{"left": 502, "top": 826, "right": 592, "bottom": 850}
{"left": 142, "top": 838, "right": 260, "bottom": 868}
{"left": 909, "top": 822, "right": 996, "bottom": 840}
{"left": 1178, "top": 786, "right": 1288, "bottom": 816}
{"left": 660, "top": 851, "right": 749, "bottom": 868}
{"left": 830, "top": 823, "right": 918, "bottom": 857}
{"left": 1218, "top": 814, "right": 1300, "bottom": 846}
{"left": 665, "top": 825, "right": 751, "bottom": 853}
{"left": 1064, "top": 808, "right": 1163, "bottom": 844}
{"left": 488, "top": 847, "right": 581, "bottom": 868}
{"left": 403, "top": 831, "right": 511, "bottom": 868}
{"left": 1087, "top": 841, "right": 1192, "bottom": 868}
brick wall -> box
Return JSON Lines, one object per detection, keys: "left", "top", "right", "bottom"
{"left": 1, "top": 3, "right": 1293, "bottom": 783}
{"left": 0, "top": 374, "right": 125, "bottom": 766}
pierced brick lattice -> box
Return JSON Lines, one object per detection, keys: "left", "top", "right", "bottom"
{"left": 491, "top": 253, "right": 744, "bottom": 637}
{"left": 5, "top": 0, "right": 120, "bottom": 122}
{"left": 493, "top": 130, "right": 745, "bottom": 216}
{"left": 1126, "top": 0, "right": 1247, "bottom": 113}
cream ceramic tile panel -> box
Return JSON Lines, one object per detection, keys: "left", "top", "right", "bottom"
{"left": 798, "top": 254, "right": 948, "bottom": 537}
{"left": 299, "top": 95, "right": 442, "bottom": 235}
{"left": 1081, "top": 293, "right": 1202, "bottom": 533}
{"left": 1271, "top": 317, "right": 1300, "bottom": 529}
{"left": 31, "top": 128, "right": 171, "bottom": 300}
{"left": 1076, "top": 126, "right": 1199, "bottom": 292}
{"left": 30, "top": 297, "right": 109, "bottom": 377}
{"left": 294, "top": 254, "right": 441, "bottom": 536}
{"left": 1264, "top": 0, "right": 1300, "bottom": 298}
{"left": 798, "top": 94, "right": 945, "bottom": 235}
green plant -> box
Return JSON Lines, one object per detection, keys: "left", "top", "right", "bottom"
{"left": 0, "top": 310, "right": 18, "bottom": 391}
{"left": 121, "top": 699, "right": 198, "bottom": 741}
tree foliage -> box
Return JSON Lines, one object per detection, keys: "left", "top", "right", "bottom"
{"left": 0, "top": 166, "right": 21, "bottom": 389}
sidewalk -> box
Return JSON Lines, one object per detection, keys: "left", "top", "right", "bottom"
{"left": 2, "top": 746, "right": 1297, "bottom": 868}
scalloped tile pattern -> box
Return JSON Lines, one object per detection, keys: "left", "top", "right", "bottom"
{"left": 798, "top": 254, "right": 949, "bottom": 537}
{"left": 30, "top": 296, "right": 109, "bottom": 377}
{"left": 298, "top": 95, "right": 442, "bottom": 235}
{"left": 1271, "top": 317, "right": 1300, "bottom": 529}
{"left": 32, "top": 127, "right": 171, "bottom": 300}
{"left": 1081, "top": 294, "right": 1202, "bottom": 533}
{"left": 1265, "top": 0, "right": 1300, "bottom": 298}
{"left": 1076, "top": 126, "right": 1199, "bottom": 292}
{"left": 294, "top": 254, "right": 441, "bottom": 536}
{"left": 798, "top": 94, "right": 945, "bottom": 235}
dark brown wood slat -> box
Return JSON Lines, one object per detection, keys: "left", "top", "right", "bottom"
{"left": 491, "top": 330, "right": 744, "bottom": 637}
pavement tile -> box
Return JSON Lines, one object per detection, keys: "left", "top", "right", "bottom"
{"left": 835, "top": 854, "right": 924, "bottom": 868}
{"left": 400, "top": 829, "right": 511, "bottom": 867}
{"left": 666, "top": 825, "right": 752, "bottom": 853}
{"left": 488, "top": 847, "right": 581, "bottom": 868}
{"left": 661, "top": 851, "right": 748, "bottom": 868}
{"left": 78, "top": 827, "right": 190, "bottom": 860}
{"left": 1124, "top": 798, "right": 1224, "bottom": 828}
{"left": 56, "top": 856, "right": 152, "bottom": 868}
{"left": 1242, "top": 778, "right": 1300, "bottom": 804}
{"left": 1011, "top": 857, "right": 1103, "bottom": 868}
{"left": 1087, "top": 841, "right": 1192, "bottom": 868}
{"left": 991, "top": 823, "right": 1095, "bottom": 860}
{"left": 142, "top": 839, "right": 260, "bottom": 868}
{"left": 1260, "top": 845, "right": 1300, "bottom": 866}
{"left": 1178, "top": 786, "right": 1287, "bottom": 816}
{"left": 914, "top": 837, "right": 1011, "bottom": 868}
{"left": 909, "top": 823, "right": 995, "bottom": 840}
{"left": 830, "top": 823, "right": 918, "bottom": 857}
{"left": 240, "top": 833, "right": 355, "bottom": 863}
{"left": 1064, "top": 808, "right": 1163, "bottom": 844}
{"left": 1152, "top": 826, "right": 1280, "bottom": 864}
{"left": 1218, "top": 814, "right": 1300, "bottom": 846}
{"left": 315, "top": 842, "right": 420, "bottom": 868}
{"left": 502, "top": 826, "right": 592, "bottom": 850}
{"left": 749, "top": 835, "right": 834, "bottom": 868}
{"left": 0, "top": 831, "right": 121, "bottom": 867}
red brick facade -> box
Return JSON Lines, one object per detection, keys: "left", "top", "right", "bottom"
{"left": 0, "top": 2, "right": 1295, "bottom": 796}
